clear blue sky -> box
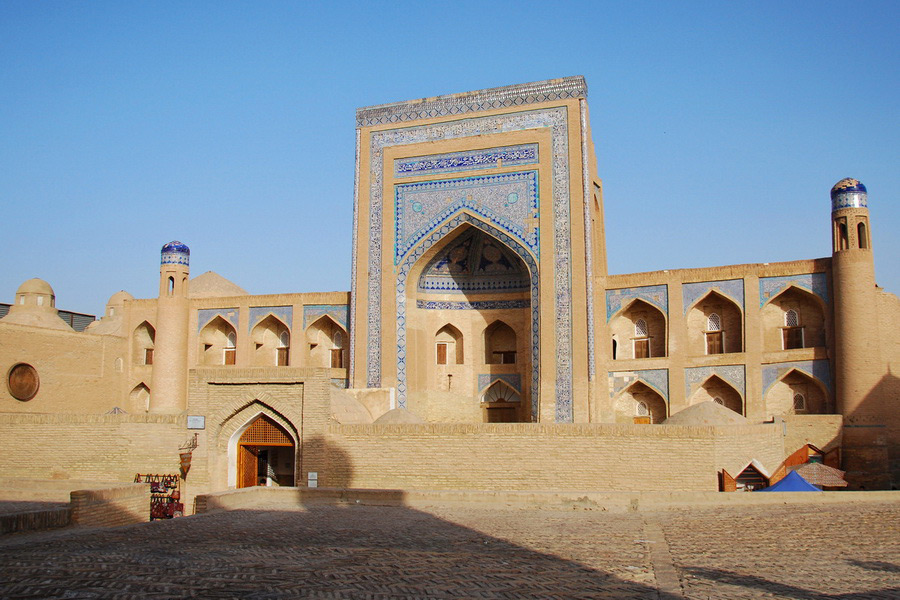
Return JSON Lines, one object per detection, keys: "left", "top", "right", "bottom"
{"left": 2, "top": 1, "right": 898, "bottom": 315}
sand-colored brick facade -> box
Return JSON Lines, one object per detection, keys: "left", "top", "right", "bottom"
{"left": 1, "top": 78, "right": 898, "bottom": 506}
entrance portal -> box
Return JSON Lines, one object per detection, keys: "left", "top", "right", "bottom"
{"left": 236, "top": 415, "right": 295, "bottom": 488}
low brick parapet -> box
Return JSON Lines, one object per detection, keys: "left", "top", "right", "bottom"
{"left": 70, "top": 483, "right": 151, "bottom": 528}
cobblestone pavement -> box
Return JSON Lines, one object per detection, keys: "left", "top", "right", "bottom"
{"left": 0, "top": 500, "right": 897, "bottom": 599}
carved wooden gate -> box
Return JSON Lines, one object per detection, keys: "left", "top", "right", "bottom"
{"left": 236, "top": 415, "right": 294, "bottom": 488}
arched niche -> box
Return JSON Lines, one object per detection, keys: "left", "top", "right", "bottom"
{"left": 129, "top": 383, "right": 150, "bottom": 413}
{"left": 481, "top": 380, "right": 524, "bottom": 423}
{"left": 484, "top": 320, "right": 517, "bottom": 364}
{"left": 132, "top": 321, "right": 155, "bottom": 365}
{"left": 609, "top": 299, "right": 667, "bottom": 359}
{"left": 690, "top": 375, "right": 743, "bottom": 415}
{"left": 435, "top": 323, "right": 464, "bottom": 365}
{"left": 251, "top": 315, "right": 291, "bottom": 367}
{"left": 199, "top": 316, "right": 237, "bottom": 366}
{"left": 765, "top": 369, "right": 829, "bottom": 416}
{"left": 761, "top": 286, "right": 826, "bottom": 351}
{"left": 306, "top": 315, "right": 347, "bottom": 369}
{"left": 686, "top": 291, "right": 743, "bottom": 355}
{"left": 614, "top": 381, "right": 667, "bottom": 424}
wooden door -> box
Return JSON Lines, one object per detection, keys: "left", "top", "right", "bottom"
{"left": 238, "top": 445, "right": 258, "bottom": 488}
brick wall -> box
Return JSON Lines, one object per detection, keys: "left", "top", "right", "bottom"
{"left": 324, "top": 422, "right": 787, "bottom": 492}
{"left": 70, "top": 483, "right": 151, "bottom": 527}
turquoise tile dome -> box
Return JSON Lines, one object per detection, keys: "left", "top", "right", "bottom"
{"left": 161, "top": 240, "right": 190, "bottom": 266}
{"left": 831, "top": 178, "right": 867, "bottom": 211}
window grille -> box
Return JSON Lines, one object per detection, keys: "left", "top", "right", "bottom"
{"left": 636, "top": 401, "right": 649, "bottom": 416}
{"left": 785, "top": 310, "right": 799, "bottom": 328}
{"left": 279, "top": 331, "right": 290, "bottom": 348}
{"left": 239, "top": 415, "right": 293, "bottom": 445}
{"left": 634, "top": 319, "right": 648, "bottom": 337}
{"left": 707, "top": 313, "right": 721, "bottom": 331}
{"left": 714, "top": 397, "right": 724, "bottom": 406}
{"left": 793, "top": 393, "right": 806, "bottom": 411}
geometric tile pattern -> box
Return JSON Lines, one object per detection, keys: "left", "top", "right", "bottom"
{"left": 610, "top": 369, "right": 669, "bottom": 402}
{"left": 197, "top": 308, "right": 239, "bottom": 332}
{"left": 396, "top": 213, "right": 540, "bottom": 420}
{"left": 395, "top": 171, "right": 539, "bottom": 263}
{"left": 759, "top": 273, "right": 829, "bottom": 307}
{"left": 762, "top": 359, "right": 832, "bottom": 395}
{"left": 682, "top": 279, "right": 744, "bottom": 313}
{"left": 349, "top": 128, "right": 361, "bottom": 383}
{"left": 248, "top": 306, "right": 292, "bottom": 331}
{"left": 684, "top": 365, "right": 746, "bottom": 399}
{"left": 606, "top": 285, "right": 668, "bottom": 321}
{"left": 394, "top": 144, "right": 538, "bottom": 178}
{"left": 417, "top": 228, "right": 530, "bottom": 294}
{"left": 356, "top": 76, "right": 587, "bottom": 126}
{"left": 303, "top": 305, "right": 349, "bottom": 331}
{"left": 363, "top": 106, "right": 573, "bottom": 423}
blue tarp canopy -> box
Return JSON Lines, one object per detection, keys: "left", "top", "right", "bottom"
{"left": 758, "top": 470, "right": 821, "bottom": 492}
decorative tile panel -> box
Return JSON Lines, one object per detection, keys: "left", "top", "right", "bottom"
{"left": 364, "top": 107, "right": 573, "bottom": 423}
{"left": 417, "top": 228, "right": 530, "bottom": 294}
{"left": 331, "top": 378, "right": 349, "bottom": 389}
{"left": 357, "top": 76, "right": 587, "bottom": 126}
{"left": 248, "top": 306, "right": 292, "bottom": 331}
{"left": 303, "top": 305, "right": 349, "bottom": 331}
{"left": 394, "top": 144, "right": 538, "bottom": 178}
{"left": 477, "top": 374, "right": 522, "bottom": 394}
{"left": 395, "top": 171, "right": 539, "bottom": 263}
{"left": 606, "top": 285, "right": 668, "bottom": 320}
{"left": 349, "top": 128, "right": 361, "bottom": 384}
{"left": 197, "top": 308, "right": 238, "bottom": 332}
{"left": 685, "top": 365, "right": 746, "bottom": 399}
{"left": 610, "top": 369, "right": 669, "bottom": 402}
{"left": 759, "top": 274, "right": 829, "bottom": 307}
{"left": 416, "top": 299, "right": 530, "bottom": 310}
{"left": 396, "top": 213, "right": 540, "bottom": 420}
{"left": 762, "top": 360, "right": 832, "bottom": 395}
{"left": 683, "top": 279, "right": 745, "bottom": 313}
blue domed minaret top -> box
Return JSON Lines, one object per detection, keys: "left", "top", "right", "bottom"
{"left": 161, "top": 241, "right": 190, "bottom": 266}
{"left": 831, "top": 178, "right": 867, "bottom": 211}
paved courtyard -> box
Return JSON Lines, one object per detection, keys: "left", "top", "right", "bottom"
{"left": 0, "top": 500, "right": 898, "bottom": 599}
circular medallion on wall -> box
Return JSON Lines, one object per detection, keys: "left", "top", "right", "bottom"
{"left": 7, "top": 363, "right": 39, "bottom": 401}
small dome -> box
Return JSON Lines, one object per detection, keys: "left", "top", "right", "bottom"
{"left": 830, "top": 178, "right": 867, "bottom": 211}
{"left": 161, "top": 240, "right": 190, "bottom": 266}
{"left": 16, "top": 278, "right": 54, "bottom": 296}
{"left": 107, "top": 290, "right": 133, "bottom": 305}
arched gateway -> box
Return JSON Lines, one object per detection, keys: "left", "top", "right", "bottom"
{"left": 235, "top": 415, "right": 295, "bottom": 488}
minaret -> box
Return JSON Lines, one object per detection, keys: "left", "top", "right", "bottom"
{"left": 830, "top": 179, "right": 888, "bottom": 488}
{"left": 149, "top": 241, "right": 190, "bottom": 413}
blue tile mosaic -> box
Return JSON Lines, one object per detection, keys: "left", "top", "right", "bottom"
{"left": 684, "top": 365, "right": 746, "bottom": 399}
{"left": 416, "top": 299, "right": 530, "bottom": 310}
{"left": 395, "top": 171, "right": 540, "bottom": 264}
{"left": 683, "top": 279, "right": 744, "bottom": 313}
{"left": 830, "top": 178, "right": 867, "bottom": 210}
{"left": 394, "top": 144, "right": 538, "bottom": 178}
{"left": 418, "top": 228, "right": 530, "bottom": 294}
{"left": 303, "top": 305, "right": 349, "bottom": 331}
{"left": 762, "top": 360, "right": 832, "bottom": 395}
{"left": 606, "top": 285, "right": 668, "bottom": 321}
{"left": 248, "top": 306, "right": 292, "bottom": 331}
{"left": 197, "top": 308, "right": 238, "bottom": 332}
{"left": 759, "top": 274, "right": 829, "bottom": 308}
{"left": 610, "top": 369, "right": 669, "bottom": 402}
{"left": 349, "top": 128, "right": 361, "bottom": 384}
{"left": 477, "top": 374, "right": 522, "bottom": 394}
{"left": 396, "top": 213, "right": 540, "bottom": 420}
{"left": 161, "top": 240, "right": 190, "bottom": 266}
{"left": 356, "top": 77, "right": 587, "bottom": 127}
{"left": 363, "top": 107, "right": 573, "bottom": 423}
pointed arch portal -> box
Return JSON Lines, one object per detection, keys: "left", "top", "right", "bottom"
{"left": 235, "top": 414, "right": 295, "bottom": 488}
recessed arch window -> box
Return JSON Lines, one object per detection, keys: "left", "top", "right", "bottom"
{"left": 783, "top": 309, "right": 804, "bottom": 349}
{"left": 793, "top": 393, "right": 807, "bottom": 411}
{"left": 857, "top": 221, "right": 868, "bottom": 249}
{"left": 225, "top": 332, "right": 237, "bottom": 365}
{"left": 484, "top": 321, "right": 516, "bottom": 364}
{"left": 713, "top": 397, "right": 724, "bottom": 406}
{"left": 633, "top": 318, "right": 650, "bottom": 358}
{"left": 706, "top": 313, "right": 724, "bottom": 354}
{"left": 636, "top": 400, "right": 649, "bottom": 417}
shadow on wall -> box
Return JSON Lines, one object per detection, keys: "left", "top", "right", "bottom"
{"left": 844, "top": 371, "right": 900, "bottom": 490}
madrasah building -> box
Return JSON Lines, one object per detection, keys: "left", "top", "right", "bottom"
{"left": 2, "top": 77, "right": 898, "bottom": 508}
